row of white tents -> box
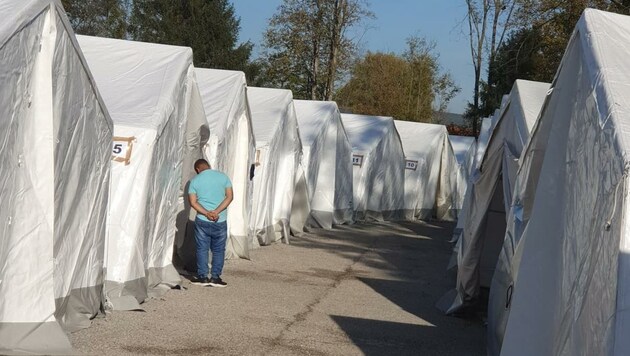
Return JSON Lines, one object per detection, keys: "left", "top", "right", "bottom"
{"left": 0, "top": 0, "right": 476, "bottom": 353}
{"left": 442, "top": 8, "right": 630, "bottom": 356}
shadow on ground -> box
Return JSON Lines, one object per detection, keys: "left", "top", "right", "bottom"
{"left": 290, "top": 220, "right": 486, "bottom": 355}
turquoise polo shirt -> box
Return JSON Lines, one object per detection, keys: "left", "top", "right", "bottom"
{"left": 188, "top": 169, "right": 232, "bottom": 222}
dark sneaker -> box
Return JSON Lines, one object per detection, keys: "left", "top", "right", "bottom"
{"left": 208, "top": 277, "right": 227, "bottom": 288}
{"left": 190, "top": 276, "right": 211, "bottom": 285}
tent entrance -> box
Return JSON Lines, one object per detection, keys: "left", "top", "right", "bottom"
{"left": 479, "top": 174, "right": 507, "bottom": 288}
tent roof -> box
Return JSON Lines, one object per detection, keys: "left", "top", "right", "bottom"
{"left": 0, "top": 0, "right": 59, "bottom": 48}
{"left": 482, "top": 79, "right": 550, "bottom": 165}
{"left": 341, "top": 113, "right": 395, "bottom": 152}
{"left": 393, "top": 120, "right": 447, "bottom": 159}
{"left": 247, "top": 87, "right": 294, "bottom": 144}
{"left": 77, "top": 35, "right": 193, "bottom": 131}
{"left": 511, "top": 79, "right": 551, "bottom": 132}
{"left": 294, "top": 100, "right": 340, "bottom": 146}
{"left": 577, "top": 9, "right": 630, "bottom": 153}
{"left": 449, "top": 135, "right": 476, "bottom": 165}
{"left": 195, "top": 68, "right": 247, "bottom": 133}
{"left": 475, "top": 117, "right": 494, "bottom": 167}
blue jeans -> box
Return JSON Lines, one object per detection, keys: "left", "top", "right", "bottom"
{"left": 194, "top": 219, "right": 227, "bottom": 279}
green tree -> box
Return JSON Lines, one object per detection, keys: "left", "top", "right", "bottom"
{"left": 336, "top": 37, "right": 460, "bottom": 123}
{"left": 476, "top": 0, "right": 630, "bottom": 120}
{"left": 129, "top": 0, "right": 257, "bottom": 78}
{"left": 259, "top": 0, "right": 373, "bottom": 100}
{"left": 463, "top": 0, "right": 518, "bottom": 135}
{"left": 61, "top": 0, "right": 128, "bottom": 38}
{"left": 478, "top": 27, "right": 544, "bottom": 118}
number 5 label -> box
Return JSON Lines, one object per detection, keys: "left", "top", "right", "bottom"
{"left": 112, "top": 136, "right": 135, "bottom": 165}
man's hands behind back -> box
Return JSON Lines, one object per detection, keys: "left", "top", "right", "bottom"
{"left": 205, "top": 211, "right": 219, "bottom": 222}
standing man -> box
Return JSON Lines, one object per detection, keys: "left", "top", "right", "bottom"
{"left": 188, "top": 159, "right": 233, "bottom": 287}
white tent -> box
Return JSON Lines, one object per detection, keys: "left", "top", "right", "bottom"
{"left": 341, "top": 114, "right": 405, "bottom": 221}
{"left": 177, "top": 68, "right": 255, "bottom": 262}
{"left": 247, "top": 87, "right": 304, "bottom": 245}
{"left": 449, "top": 135, "right": 477, "bottom": 216}
{"left": 475, "top": 116, "right": 496, "bottom": 170}
{"left": 489, "top": 9, "right": 630, "bottom": 356}
{"left": 450, "top": 117, "right": 494, "bottom": 245}
{"left": 78, "top": 36, "right": 206, "bottom": 310}
{"left": 439, "top": 79, "right": 550, "bottom": 314}
{"left": 393, "top": 120, "right": 459, "bottom": 221}
{"left": 293, "top": 100, "right": 354, "bottom": 229}
{"left": 0, "top": 1, "right": 112, "bottom": 353}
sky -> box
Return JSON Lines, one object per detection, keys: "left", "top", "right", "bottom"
{"left": 232, "top": 0, "right": 473, "bottom": 114}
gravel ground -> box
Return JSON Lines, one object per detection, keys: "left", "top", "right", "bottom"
{"left": 69, "top": 221, "right": 485, "bottom": 355}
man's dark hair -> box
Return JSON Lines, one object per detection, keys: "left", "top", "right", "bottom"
{"left": 194, "top": 159, "right": 209, "bottom": 171}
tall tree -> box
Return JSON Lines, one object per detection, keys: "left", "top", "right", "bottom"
{"left": 61, "top": 0, "right": 128, "bottom": 38}
{"left": 260, "top": 0, "right": 373, "bottom": 100}
{"left": 478, "top": 0, "right": 630, "bottom": 118}
{"left": 463, "top": 0, "right": 517, "bottom": 135}
{"left": 129, "top": 0, "right": 256, "bottom": 78}
{"left": 336, "top": 37, "right": 460, "bottom": 123}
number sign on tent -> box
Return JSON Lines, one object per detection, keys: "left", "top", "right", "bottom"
{"left": 78, "top": 35, "right": 207, "bottom": 310}
{"left": 394, "top": 120, "right": 459, "bottom": 221}
{"left": 341, "top": 114, "right": 405, "bottom": 221}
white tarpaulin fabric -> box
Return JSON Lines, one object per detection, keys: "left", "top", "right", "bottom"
{"left": 247, "top": 87, "right": 304, "bottom": 246}
{"left": 341, "top": 114, "right": 405, "bottom": 221}
{"left": 450, "top": 117, "right": 494, "bottom": 246}
{"left": 439, "top": 79, "right": 550, "bottom": 315}
{"left": 449, "top": 135, "right": 477, "bottom": 215}
{"left": 173, "top": 68, "right": 255, "bottom": 264}
{"left": 475, "top": 117, "right": 495, "bottom": 171}
{"left": 293, "top": 100, "right": 354, "bottom": 229}
{"left": 492, "top": 9, "right": 630, "bottom": 356}
{"left": 79, "top": 36, "right": 206, "bottom": 310}
{"left": 393, "top": 120, "right": 458, "bottom": 221}
{"left": 0, "top": 1, "right": 112, "bottom": 353}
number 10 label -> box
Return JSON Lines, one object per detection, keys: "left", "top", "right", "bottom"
{"left": 405, "top": 160, "right": 418, "bottom": 171}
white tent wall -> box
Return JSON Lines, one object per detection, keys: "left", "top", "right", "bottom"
{"left": 451, "top": 117, "right": 493, "bottom": 245}
{"left": 449, "top": 135, "right": 477, "bottom": 215}
{"left": 293, "top": 100, "right": 354, "bottom": 229}
{"left": 79, "top": 36, "right": 204, "bottom": 310}
{"left": 486, "top": 56, "right": 561, "bottom": 356}
{"left": 247, "top": 87, "right": 304, "bottom": 246}
{"left": 494, "top": 10, "right": 630, "bottom": 356}
{"left": 439, "top": 79, "right": 550, "bottom": 315}
{"left": 0, "top": 1, "right": 112, "bottom": 353}
{"left": 333, "top": 117, "right": 355, "bottom": 224}
{"left": 174, "top": 76, "right": 208, "bottom": 271}
{"left": 341, "top": 114, "right": 405, "bottom": 221}
{"left": 394, "top": 120, "right": 458, "bottom": 221}
{"left": 174, "top": 68, "right": 255, "bottom": 265}
{"left": 475, "top": 117, "right": 496, "bottom": 172}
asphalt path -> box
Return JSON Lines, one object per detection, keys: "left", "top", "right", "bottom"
{"left": 70, "top": 221, "right": 485, "bottom": 355}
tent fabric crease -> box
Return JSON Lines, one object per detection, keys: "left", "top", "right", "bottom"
{"left": 78, "top": 35, "right": 205, "bottom": 310}
{"left": 0, "top": 1, "right": 112, "bottom": 353}
{"left": 341, "top": 114, "right": 405, "bottom": 221}
{"left": 293, "top": 100, "right": 354, "bottom": 229}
